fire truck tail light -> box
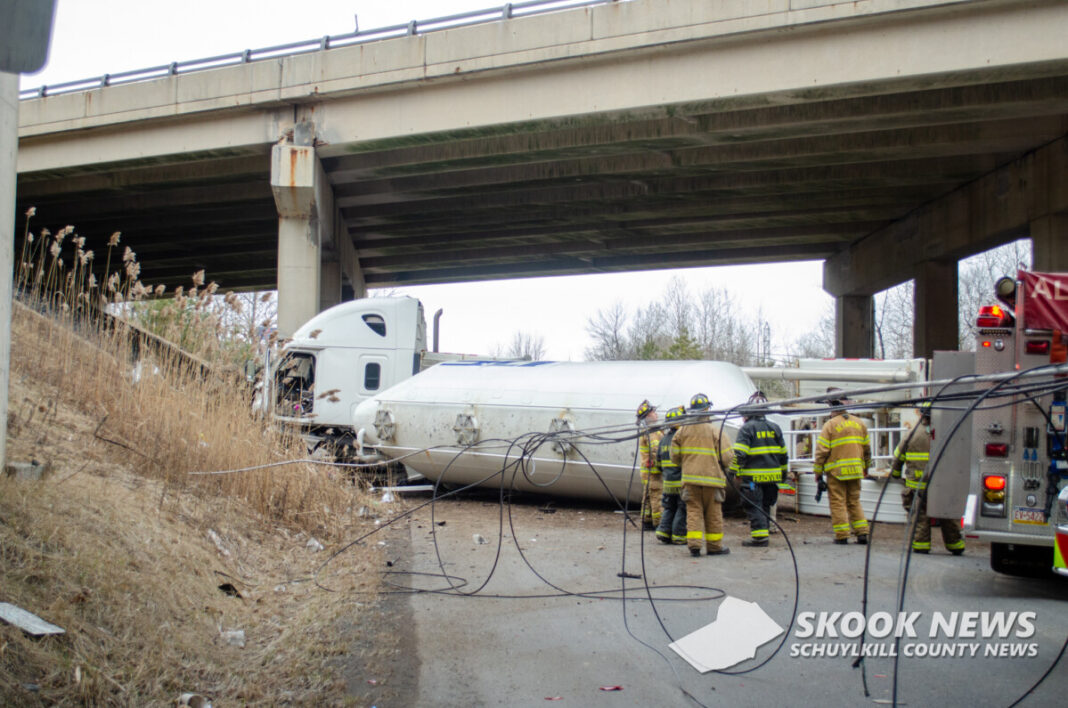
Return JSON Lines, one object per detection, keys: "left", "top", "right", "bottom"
{"left": 1025, "top": 340, "right": 1050, "bottom": 355}
{"left": 984, "top": 443, "right": 1009, "bottom": 458}
{"left": 981, "top": 341, "right": 992, "bottom": 348}
{"left": 983, "top": 475, "right": 1006, "bottom": 492}
{"left": 981, "top": 474, "right": 1007, "bottom": 509}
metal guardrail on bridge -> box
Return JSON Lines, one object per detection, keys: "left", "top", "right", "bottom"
{"left": 20, "top": 0, "right": 624, "bottom": 100}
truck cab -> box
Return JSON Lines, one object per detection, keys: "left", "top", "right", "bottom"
{"left": 265, "top": 297, "right": 428, "bottom": 452}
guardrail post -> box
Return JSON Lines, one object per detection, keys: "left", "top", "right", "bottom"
{"left": 407, "top": 20, "right": 417, "bottom": 35}
{"left": 503, "top": 3, "right": 513, "bottom": 19}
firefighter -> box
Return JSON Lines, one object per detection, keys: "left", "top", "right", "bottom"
{"left": 672, "top": 393, "right": 735, "bottom": 557}
{"left": 891, "top": 403, "right": 965, "bottom": 555}
{"left": 636, "top": 399, "right": 663, "bottom": 531}
{"left": 655, "top": 406, "right": 687, "bottom": 545}
{"left": 731, "top": 391, "right": 789, "bottom": 547}
{"left": 813, "top": 388, "right": 871, "bottom": 545}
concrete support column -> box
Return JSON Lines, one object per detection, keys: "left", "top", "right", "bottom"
{"left": 271, "top": 143, "right": 322, "bottom": 337}
{"left": 1, "top": 72, "right": 17, "bottom": 466}
{"left": 914, "top": 259, "right": 959, "bottom": 358}
{"left": 1031, "top": 215, "right": 1068, "bottom": 272}
{"left": 836, "top": 294, "right": 874, "bottom": 358}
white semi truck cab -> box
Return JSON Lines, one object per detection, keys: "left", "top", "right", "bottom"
{"left": 258, "top": 296, "right": 487, "bottom": 457}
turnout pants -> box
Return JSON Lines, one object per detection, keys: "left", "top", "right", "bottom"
{"left": 902, "top": 489, "right": 964, "bottom": 552}
{"left": 642, "top": 474, "right": 663, "bottom": 526}
{"left": 827, "top": 476, "right": 868, "bottom": 540}
{"left": 657, "top": 492, "right": 687, "bottom": 544}
{"left": 740, "top": 480, "right": 779, "bottom": 542}
{"left": 682, "top": 484, "right": 724, "bottom": 553}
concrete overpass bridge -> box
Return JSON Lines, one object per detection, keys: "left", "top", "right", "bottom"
{"left": 14, "top": 0, "right": 1068, "bottom": 351}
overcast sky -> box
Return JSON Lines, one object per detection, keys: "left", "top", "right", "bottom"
{"left": 21, "top": 0, "right": 833, "bottom": 360}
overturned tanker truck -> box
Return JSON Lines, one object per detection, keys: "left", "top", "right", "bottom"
{"left": 352, "top": 358, "right": 764, "bottom": 504}
{"left": 256, "top": 296, "right": 767, "bottom": 504}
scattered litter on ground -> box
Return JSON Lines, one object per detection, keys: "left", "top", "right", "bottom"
{"left": 177, "top": 692, "right": 214, "bottom": 707}
{"left": 217, "top": 583, "right": 242, "bottom": 598}
{"left": 306, "top": 538, "right": 325, "bottom": 552}
{"left": 0, "top": 602, "right": 65, "bottom": 636}
{"left": 4, "top": 460, "right": 51, "bottom": 480}
{"left": 220, "top": 629, "right": 246, "bottom": 648}
{"left": 599, "top": 685, "right": 623, "bottom": 691}
{"left": 473, "top": 534, "right": 488, "bottom": 545}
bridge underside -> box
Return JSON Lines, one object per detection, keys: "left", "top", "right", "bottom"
{"left": 17, "top": 69, "right": 1068, "bottom": 293}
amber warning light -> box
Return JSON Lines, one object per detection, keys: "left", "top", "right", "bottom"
{"left": 983, "top": 475, "right": 1007, "bottom": 491}
{"left": 976, "top": 304, "right": 1013, "bottom": 328}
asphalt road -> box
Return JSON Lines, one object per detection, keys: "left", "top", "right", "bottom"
{"left": 372, "top": 493, "right": 1066, "bottom": 708}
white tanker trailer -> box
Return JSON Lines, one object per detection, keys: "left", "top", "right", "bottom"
{"left": 353, "top": 359, "right": 764, "bottom": 504}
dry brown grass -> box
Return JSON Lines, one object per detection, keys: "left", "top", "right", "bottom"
{"left": 2, "top": 216, "right": 390, "bottom": 705}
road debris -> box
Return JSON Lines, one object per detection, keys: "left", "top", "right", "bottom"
{"left": 0, "top": 602, "right": 65, "bottom": 636}
{"left": 306, "top": 537, "right": 325, "bottom": 552}
{"left": 220, "top": 629, "right": 246, "bottom": 648}
{"left": 473, "top": 534, "right": 488, "bottom": 544}
{"left": 217, "top": 583, "right": 242, "bottom": 598}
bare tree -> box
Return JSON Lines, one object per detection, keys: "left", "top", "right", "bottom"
{"left": 502, "top": 330, "right": 547, "bottom": 360}
{"left": 874, "top": 280, "right": 914, "bottom": 359}
{"left": 790, "top": 303, "right": 836, "bottom": 358}
{"left": 629, "top": 301, "right": 668, "bottom": 359}
{"left": 585, "top": 300, "right": 629, "bottom": 360}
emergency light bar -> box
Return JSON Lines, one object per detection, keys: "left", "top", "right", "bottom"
{"left": 977, "top": 304, "right": 1013, "bottom": 329}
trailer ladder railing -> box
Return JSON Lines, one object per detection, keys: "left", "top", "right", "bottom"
{"left": 20, "top": 0, "right": 625, "bottom": 100}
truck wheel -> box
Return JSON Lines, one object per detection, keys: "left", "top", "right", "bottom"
{"left": 990, "top": 542, "right": 1054, "bottom": 577}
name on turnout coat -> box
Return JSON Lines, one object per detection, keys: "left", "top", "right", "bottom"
{"left": 813, "top": 412, "right": 871, "bottom": 481}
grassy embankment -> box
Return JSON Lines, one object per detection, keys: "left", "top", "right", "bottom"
{"left": 2, "top": 215, "right": 389, "bottom": 705}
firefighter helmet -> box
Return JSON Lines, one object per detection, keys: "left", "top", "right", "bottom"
{"left": 748, "top": 390, "right": 768, "bottom": 405}
{"left": 689, "top": 393, "right": 711, "bottom": 411}
{"left": 636, "top": 399, "right": 656, "bottom": 420}
{"left": 665, "top": 405, "right": 685, "bottom": 422}
{"left": 918, "top": 401, "right": 933, "bottom": 420}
